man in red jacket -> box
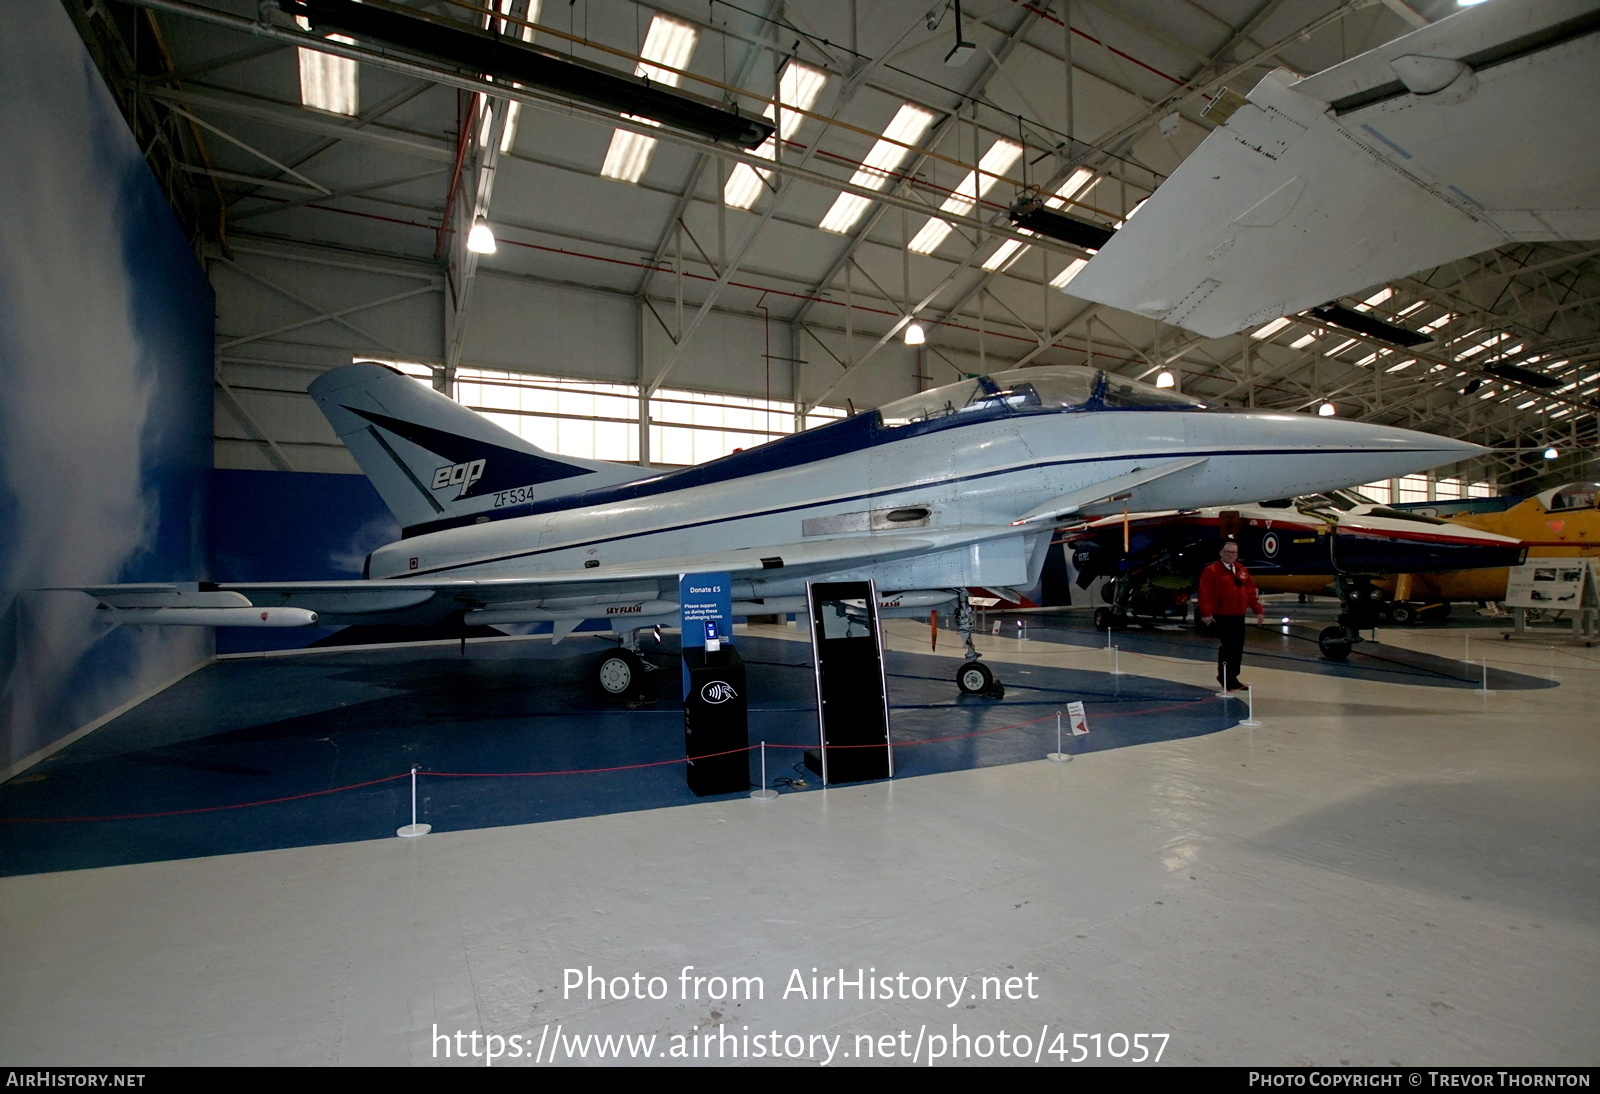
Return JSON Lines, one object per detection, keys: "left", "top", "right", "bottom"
{"left": 1198, "top": 538, "right": 1265, "bottom": 692}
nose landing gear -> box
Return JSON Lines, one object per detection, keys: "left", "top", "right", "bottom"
{"left": 954, "top": 595, "right": 1005, "bottom": 699}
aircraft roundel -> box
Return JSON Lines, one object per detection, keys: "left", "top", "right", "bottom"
{"left": 1261, "top": 531, "right": 1280, "bottom": 558}
{"left": 1548, "top": 521, "right": 1565, "bottom": 533}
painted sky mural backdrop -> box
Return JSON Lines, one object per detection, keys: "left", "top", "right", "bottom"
{"left": 0, "top": 0, "right": 213, "bottom": 769}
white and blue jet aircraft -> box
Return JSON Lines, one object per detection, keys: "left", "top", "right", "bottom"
{"left": 79, "top": 362, "right": 1483, "bottom": 698}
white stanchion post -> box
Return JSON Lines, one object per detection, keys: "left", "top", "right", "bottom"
{"left": 1481, "top": 658, "right": 1491, "bottom": 695}
{"left": 397, "top": 765, "right": 431, "bottom": 838}
{"left": 750, "top": 742, "right": 778, "bottom": 801}
{"left": 1463, "top": 633, "right": 1470, "bottom": 664}
{"left": 1239, "top": 685, "right": 1263, "bottom": 728}
{"left": 1549, "top": 646, "right": 1556, "bottom": 681}
{"left": 1110, "top": 645, "right": 1124, "bottom": 676}
{"left": 1048, "top": 710, "right": 1070, "bottom": 762}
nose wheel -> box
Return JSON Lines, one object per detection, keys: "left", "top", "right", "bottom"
{"left": 955, "top": 660, "right": 1005, "bottom": 699}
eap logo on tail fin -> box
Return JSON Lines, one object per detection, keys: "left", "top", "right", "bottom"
{"left": 432, "top": 459, "right": 486, "bottom": 499}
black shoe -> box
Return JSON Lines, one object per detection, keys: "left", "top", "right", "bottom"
{"left": 1226, "top": 680, "right": 1248, "bottom": 692}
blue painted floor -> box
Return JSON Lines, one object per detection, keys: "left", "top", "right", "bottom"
{"left": 0, "top": 635, "right": 1237, "bottom": 877}
{"left": 979, "top": 609, "right": 1558, "bottom": 691}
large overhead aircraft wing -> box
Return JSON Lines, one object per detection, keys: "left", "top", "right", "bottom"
{"left": 1065, "top": 0, "right": 1600, "bottom": 338}
{"left": 67, "top": 523, "right": 1033, "bottom": 627}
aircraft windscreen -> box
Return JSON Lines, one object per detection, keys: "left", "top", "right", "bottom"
{"left": 1335, "top": 488, "right": 1380, "bottom": 508}
{"left": 877, "top": 368, "right": 1096, "bottom": 426}
{"left": 877, "top": 366, "right": 1167, "bottom": 427}
{"left": 876, "top": 379, "right": 987, "bottom": 426}
{"left": 1098, "top": 375, "right": 1206, "bottom": 409}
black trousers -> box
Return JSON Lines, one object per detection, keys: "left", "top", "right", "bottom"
{"left": 1214, "top": 615, "right": 1246, "bottom": 688}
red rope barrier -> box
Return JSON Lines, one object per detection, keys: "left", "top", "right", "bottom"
{"left": 3, "top": 696, "right": 1222, "bottom": 822}
{"left": 0, "top": 772, "right": 411, "bottom": 824}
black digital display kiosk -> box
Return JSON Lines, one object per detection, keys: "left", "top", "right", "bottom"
{"left": 804, "top": 580, "right": 893, "bottom": 785}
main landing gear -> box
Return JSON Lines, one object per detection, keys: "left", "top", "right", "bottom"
{"left": 596, "top": 628, "right": 659, "bottom": 700}
{"left": 953, "top": 595, "right": 1005, "bottom": 699}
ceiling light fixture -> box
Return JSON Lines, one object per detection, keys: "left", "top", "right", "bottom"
{"left": 1318, "top": 402, "right": 1336, "bottom": 416}
{"left": 1155, "top": 371, "right": 1175, "bottom": 388}
{"left": 467, "top": 217, "right": 497, "bottom": 254}
{"left": 904, "top": 321, "right": 927, "bottom": 346}
{"left": 1544, "top": 446, "right": 1559, "bottom": 459}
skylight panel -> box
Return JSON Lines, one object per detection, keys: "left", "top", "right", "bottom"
{"left": 1252, "top": 317, "right": 1292, "bottom": 340}
{"left": 296, "top": 18, "right": 358, "bottom": 116}
{"left": 1355, "top": 349, "right": 1388, "bottom": 366}
{"left": 907, "top": 138, "right": 1022, "bottom": 254}
{"left": 636, "top": 13, "right": 697, "bottom": 84}
{"left": 1049, "top": 257, "right": 1088, "bottom": 290}
{"left": 602, "top": 131, "right": 659, "bottom": 184}
{"left": 1551, "top": 407, "right": 1572, "bottom": 418}
{"left": 1419, "top": 312, "right": 1456, "bottom": 333}
{"left": 1396, "top": 300, "right": 1427, "bottom": 317}
{"left": 981, "top": 236, "right": 1029, "bottom": 272}
{"left": 1044, "top": 168, "right": 1097, "bottom": 209}
{"left": 1290, "top": 333, "right": 1318, "bottom": 350}
{"left": 1323, "top": 338, "right": 1358, "bottom": 356}
{"left": 1456, "top": 332, "right": 1508, "bottom": 359}
{"left": 818, "top": 103, "right": 935, "bottom": 233}
{"left": 1384, "top": 358, "right": 1414, "bottom": 373}
{"left": 601, "top": 14, "right": 699, "bottom": 183}
{"left": 1354, "top": 287, "right": 1393, "bottom": 312}
{"left": 724, "top": 60, "right": 828, "bottom": 209}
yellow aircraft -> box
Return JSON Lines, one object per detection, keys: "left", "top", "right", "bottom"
{"left": 1257, "top": 482, "right": 1600, "bottom": 620}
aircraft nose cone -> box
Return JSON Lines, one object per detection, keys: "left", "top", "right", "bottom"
{"left": 1321, "top": 419, "right": 1489, "bottom": 483}
{"left": 1198, "top": 410, "right": 1490, "bottom": 502}
{"left": 1349, "top": 421, "right": 1486, "bottom": 459}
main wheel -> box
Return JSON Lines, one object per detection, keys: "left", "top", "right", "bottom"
{"left": 1318, "top": 625, "right": 1352, "bottom": 661}
{"left": 1387, "top": 602, "right": 1417, "bottom": 626}
{"left": 597, "top": 650, "right": 644, "bottom": 698}
{"left": 1092, "top": 607, "right": 1116, "bottom": 632}
{"left": 956, "top": 660, "right": 994, "bottom": 695}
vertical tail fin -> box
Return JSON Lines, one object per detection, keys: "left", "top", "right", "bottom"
{"left": 309, "top": 363, "right": 647, "bottom": 530}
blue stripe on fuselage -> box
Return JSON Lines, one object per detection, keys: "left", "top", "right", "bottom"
{"left": 392, "top": 441, "right": 1468, "bottom": 579}
{"left": 401, "top": 401, "right": 1158, "bottom": 538}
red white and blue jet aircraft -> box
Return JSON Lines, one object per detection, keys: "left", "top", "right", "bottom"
{"left": 76, "top": 363, "right": 1485, "bottom": 696}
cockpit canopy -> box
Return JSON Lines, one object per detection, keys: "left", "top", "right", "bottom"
{"left": 876, "top": 366, "right": 1204, "bottom": 427}
{"left": 1540, "top": 482, "right": 1599, "bottom": 513}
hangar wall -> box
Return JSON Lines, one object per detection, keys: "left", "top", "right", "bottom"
{"left": 0, "top": 1, "right": 214, "bottom": 772}
{"left": 212, "top": 252, "right": 963, "bottom": 473}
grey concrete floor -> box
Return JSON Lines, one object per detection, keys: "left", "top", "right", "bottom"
{"left": 1, "top": 619, "right": 1596, "bottom": 1067}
